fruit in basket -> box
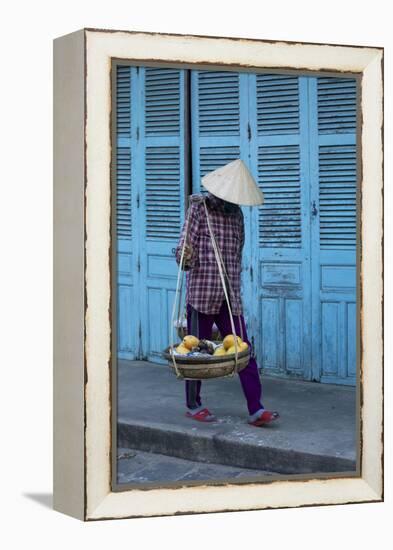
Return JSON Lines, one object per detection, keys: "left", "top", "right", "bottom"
{"left": 193, "top": 339, "right": 215, "bottom": 355}
{"left": 213, "top": 346, "right": 226, "bottom": 356}
{"left": 223, "top": 334, "right": 243, "bottom": 350}
{"left": 182, "top": 335, "right": 199, "bottom": 350}
{"left": 226, "top": 341, "right": 248, "bottom": 355}
{"left": 175, "top": 344, "right": 190, "bottom": 355}
{"left": 240, "top": 341, "right": 248, "bottom": 352}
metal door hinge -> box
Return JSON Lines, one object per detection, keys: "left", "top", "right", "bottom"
{"left": 247, "top": 122, "right": 251, "bottom": 141}
{"left": 137, "top": 257, "right": 141, "bottom": 272}
{"left": 136, "top": 194, "right": 140, "bottom": 208}
{"left": 136, "top": 126, "right": 139, "bottom": 141}
{"left": 250, "top": 265, "right": 254, "bottom": 282}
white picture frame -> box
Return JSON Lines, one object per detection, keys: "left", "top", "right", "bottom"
{"left": 53, "top": 27, "right": 384, "bottom": 521}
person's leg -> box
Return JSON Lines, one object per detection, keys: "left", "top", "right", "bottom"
{"left": 185, "top": 303, "right": 214, "bottom": 411}
{"left": 214, "top": 301, "right": 264, "bottom": 417}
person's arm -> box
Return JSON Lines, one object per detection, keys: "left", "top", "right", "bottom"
{"left": 175, "top": 199, "right": 201, "bottom": 271}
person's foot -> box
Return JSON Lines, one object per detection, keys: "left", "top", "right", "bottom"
{"left": 185, "top": 407, "right": 216, "bottom": 422}
{"left": 248, "top": 410, "right": 279, "bottom": 426}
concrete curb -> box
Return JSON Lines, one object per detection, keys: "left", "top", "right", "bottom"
{"left": 118, "top": 420, "right": 357, "bottom": 475}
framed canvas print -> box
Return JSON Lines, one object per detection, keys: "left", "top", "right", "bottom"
{"left": 53, "top": 28, "right": 384, "bottom": 521}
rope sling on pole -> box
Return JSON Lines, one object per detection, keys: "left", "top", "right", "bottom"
{"left": 169, "top": 197, "right": 192, "bottom": 379}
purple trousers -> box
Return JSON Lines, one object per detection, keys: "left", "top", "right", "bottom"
{"left": 186, "top": 301, "right": 264, "bottom": 415}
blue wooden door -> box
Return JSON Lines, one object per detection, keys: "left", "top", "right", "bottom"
{"left": 309, "top": 77, "right": 358, "bottom": 384}
{"left": 247, "top": 74, "right": 313, "bottom": 381}
{"left": 116, "top": 65, "right": 186, "bottom": 362}
{"left": 139, "top": 67, "right": 187, "bottom": 363}
{"left": 116, "top": 65, "right": 137, "bottom": 359}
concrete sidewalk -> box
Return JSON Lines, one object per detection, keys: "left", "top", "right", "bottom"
{"left": 117, "top": 360, "right": 358, "bottom": 475}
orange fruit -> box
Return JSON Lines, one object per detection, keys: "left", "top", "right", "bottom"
{"left": 223, "top": 334, "right": 243, "bottom": 350}
{"left": 175, "top": 344, "right": 189, "bottom": 355}
{"left": 227, "top": 341, "right": 248, "bottom": 355}
{"left": 182, "top": 335, "right": 199, "bottom": 350}
{"left": 239, "top": 342, "right": 248, "bottom": 352}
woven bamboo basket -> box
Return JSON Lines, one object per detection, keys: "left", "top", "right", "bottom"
{"left": 163, "top": 342, "right": 250, "bottom": 380}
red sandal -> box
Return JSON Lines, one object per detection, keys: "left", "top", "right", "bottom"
{"left": 185, "top": 407, "right": 216, "bottom": 422}
{"left": 248, "top": 410, "right": 280, "bottom": 427}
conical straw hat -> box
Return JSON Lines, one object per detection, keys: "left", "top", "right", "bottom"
{"left": 201, "top": 158, "right": 264, "bottom": 206}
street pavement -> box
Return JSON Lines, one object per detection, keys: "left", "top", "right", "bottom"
{"left": 117, "top": 360, "right": 358, "bottom": 479}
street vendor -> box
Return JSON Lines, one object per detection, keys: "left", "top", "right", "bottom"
{"left": 175, "top": 159, "right": 280, "bottom": 426}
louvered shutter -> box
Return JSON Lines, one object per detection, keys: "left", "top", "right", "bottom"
{"left": 256, "top": 75, "right": 300, "bottom": 135}
{"left": 250, "top": 74, "right": 312, "bottom": 380}
{"left": 116, "top": 66, "right": 187, "bottom": 361}
{"left": 258, "top": 144, "right": 302, "bottom": 248}
{"left": 116, "top": 65, "right": 135, "bottom": 358}
{"left": 317, "top": 78, "right": 357, "bottom": 251}
{"left": 139, "top": 67, "right": 187, "bottom": 361}
{"left": 116, "top": 66, "right": 132, "bottom": 240}
{"left": 144, "top": 69, "right": 183, "bottom": 240}
{"left": 192, "top": 71, "right": 245, "bottom": 192}
{"left": 145, "top": 147, "right": 181, "bottom": 239}
{"left": 117, "top": 65, "right": 132, "bottom": 138}
{"left": 318, "top": 144, "right": 357, "bottom": 249}
{"left": 256, "top": 75, "right": 302, "bottom": 249}
{"left": 317, "top": 77, "right": 357, "bottom": 134}
{"left": 116, "top": 148, "right": 132, "bottom": 239}
{"left": 311, "top": 76, "right": 358, "bottom": 384}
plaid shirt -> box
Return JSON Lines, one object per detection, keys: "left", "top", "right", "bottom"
{"left": 175, "top": 193, "right": 245, "bottom": 315}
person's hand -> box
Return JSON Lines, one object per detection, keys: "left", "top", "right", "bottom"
{"left": 183, "top": 244, "right": 193, "bottom": 262}
{"left": 180, "top": 244, "right": 194, "bottom": 270}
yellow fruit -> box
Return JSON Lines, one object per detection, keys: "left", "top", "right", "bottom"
{"left": 213, "top": 346, "right": 226, "bottom": 356}
{"left": 239, "top": 342, "right": 248, "bottom": 352}
{"left": 175, "top": 344, "right": 189, "bottom": 355}
{"left": 182, "top": 335, "right": 199, "bottom": 350}
{"left": 223, "top": 334, "right": 243, "bottom": 350}
{"left": 226, "top": 341, "right": 247, "bottom": 355}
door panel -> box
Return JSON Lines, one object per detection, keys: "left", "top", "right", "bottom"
{"left": 116, "top": 67, "right": 136, "bottom": 359}
{"left": 309, "top": 77, "right": 358, "bottom": 385}
{"left": 116, "top": 65, "right": 186, "bottom": 362}
{"left": 139, "top": 68, "right": 187, "bottom": 363}
{"left": 248, "top": 74, "right": 312, "bottom": 380}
